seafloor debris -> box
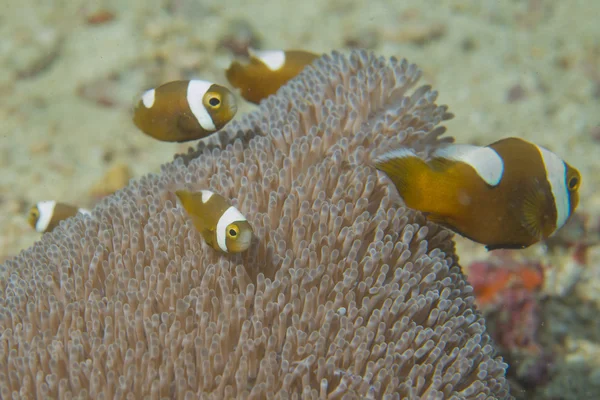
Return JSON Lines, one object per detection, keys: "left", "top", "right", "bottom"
{"left": 383, "top": 21, "right": 447, "bottom": 46}
{"left": 217, "top": 19, "right": 262, "bottom": 57}
{"left": 85, "top": 9, "right": 116, "bottom": 25}
{"left": 590, "top": 125, "right": 600, "bottom": 142}
{"left": 89, "top": 162, "right": 132, "bottom": 198}
{"left": 468, "top": 252, "right": 544, "bottom": 310}
{"left": 506, "top": 83, "right": 528, "bottom": 103}
{"left": 466, "top": 252, "right": 552, "bottom": 394}
{"left": 10, "top": 25, "right": 63, "bottom": 79}
{"left": 76, "top": 73, "right": 123, "bottom": 108}
{"left": 344, "top": 28, "right": 380, "bottom": 49}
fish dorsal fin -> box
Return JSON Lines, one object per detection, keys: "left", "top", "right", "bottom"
{"left": 373, "top": 148, "right": 426, "bottom": 195}
{"left": 432, "top": 144, "right": 504, "bottom": 187}
{"left": 519, "top": 182, "right": 546, "bottom": 240}
{"left": 427, "top": 156, "right": 456, "bottom": 173}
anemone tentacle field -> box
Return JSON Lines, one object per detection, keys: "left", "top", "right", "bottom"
{"left": 0, "top": 51, "right": 510, "bottom": 399}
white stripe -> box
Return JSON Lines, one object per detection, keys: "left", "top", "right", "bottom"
{"left": 200, "top": 190, "right": 214, "bottom": 203}
{"left": 187, "top": 80, "right": 216, "bottom": 131}
{"left": 142, "top": 89, "right": 155, "bottom": 108}
{"left": 433, "top": 144, "right": 504, "bottom": 186}
{"left": 35, "top": 201, "right": 56, "bottom": 232}
{"left": 216, "top": 206, "right": 247, "bottom": 253}
{"left": 250, "top": 49, "right": 286, "bottom": 71}
{"left": 537, "top": 146, "right": 569, "bottom": 230}
{"left": 78, "top": 209, "right": 91, "bottom": 216}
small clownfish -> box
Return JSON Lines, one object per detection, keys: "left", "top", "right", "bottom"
{"left": 374, "top": 137, "right": 581, "bottom": 250}
{"left": 133, "top": 80, "right": 238, "bottom": 142}
{"left": 225, "top": 49, "right": 319, "bottom": 104}
{"left": 175, "top": 189, "right": 253, "bottom": 253}
{"left": 27, "top": 201, "right": 91, "bottom": 233}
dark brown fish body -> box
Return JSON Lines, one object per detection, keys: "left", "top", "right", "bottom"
{"left": 226, "top": 49, "right": 319, "bottom": 104}
{"left": 133, "top": 80, "right": 237, "bottom": 142}
{"left": 375, "top": 137, "right": 580, "bottom": 250}
{"left": 27, "top": 201, "right": 91, "bottom": 233}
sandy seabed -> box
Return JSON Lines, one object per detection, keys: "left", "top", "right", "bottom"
{"left": 1, "top": 0, "right": 599, "bottom": 398}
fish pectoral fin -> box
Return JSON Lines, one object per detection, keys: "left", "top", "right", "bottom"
{"left": 177, "top": 115, "right": 202, "bottom": 137}
{"left": 425, "top": 213, "right": 461, "bottom": 234}
{"left": 425, "top": 212, "right": 450, "bottom": 226}
{"left": 519, "top": 183, "right": 546, "bottom": 240}
{"left": 201, "top": 228, "right": 216, "bottom": 247}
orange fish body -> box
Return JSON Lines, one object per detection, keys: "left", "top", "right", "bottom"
{"left": 375, "top": 137, "right": 581, "bottom": 250}
{"left": 133, "top": 80, "right": 237, "bottom": 142}
{"left": 226, "top": 49, "right": 319, "bottom": 104}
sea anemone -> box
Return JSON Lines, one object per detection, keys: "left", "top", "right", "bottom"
{"left": 0, "top": 51, "right": 510, "bottom": 398}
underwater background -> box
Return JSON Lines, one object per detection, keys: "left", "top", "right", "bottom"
{"left": 1, "top": 0, "right": 599, "bottom": 398}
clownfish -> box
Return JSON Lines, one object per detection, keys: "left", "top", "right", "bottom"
{"left": 133, "top": 80, "right": 237, "bottom": 142}
{"left": 225, "top": 49, "right": 319, "bottom": 104}
{"left": 27, "top": 201, "right": 91, "bottom": 233}
{"left": 374, "top": 137, "right": 581, "bottom": 250}
{"left": 175, "top": 189, "right": 253, "bottom": 253}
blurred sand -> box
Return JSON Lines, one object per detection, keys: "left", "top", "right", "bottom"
{"left": 1, "top": 0, "right": 599, "bottom": 398}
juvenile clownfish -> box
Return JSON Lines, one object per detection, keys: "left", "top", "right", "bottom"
{"left": 27, "top": 201, "right": 91, "bottom": 233}
{"left": 175, "top": 189, "right": 253, "bottom": 253}
{"left": 374, "top": 137, "right": 581, "bottom": 250}
{"left": 225, "top": 49, "right": 319, "bottom": 104}
{"left": 133, "top": 80, "right": 237, "bottom": 142}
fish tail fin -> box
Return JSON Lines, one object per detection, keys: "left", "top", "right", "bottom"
{"left": 374, "top": 149, "right": 432, "bottom": 208}
{"left": 175, "top": 190, "right": 196, "bottom": 211}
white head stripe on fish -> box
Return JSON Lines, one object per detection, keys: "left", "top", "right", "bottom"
{"left": 200, "top": 190, "right": 213, "bottom": 203}
{"left": 434, "top": 144, "right": 504, "bottom": 186}
{"left": 537, "top": 145, "right": 570, "bottom": 230}
{"left": 35, "top": 201, "right": 56, "bottom": 233}
{"left": 142, "top": 89, "right": 156, "bottom": 108}
{"left": 251, "top": 49, "right": 286, "bottom": 71}
{"left": 216, "top": 206, "right": 247, "bottom": 253}
{"left": 187, "top": 80, "right": 217, "bottom": 132}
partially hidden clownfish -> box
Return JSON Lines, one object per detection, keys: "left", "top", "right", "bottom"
{"left": 175, "top": 189, "right": 253, "bottom": 253}
{"left": 27, "top": 201, "right": 91, "bottom": 233}
{"left": 374, "top": 137, "right": 581, "bottom": 250}
{"left": 225, "top": 49, "right": 319, "bottom": 104}
{"left": 133, "top": 80, "right": 238, "bottom": 142}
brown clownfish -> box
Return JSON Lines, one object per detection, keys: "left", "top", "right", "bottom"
{"left": 225, "top": 49, "right": 319, "bottom": 104}
{"left": 175, "top": 189, "right": 253, "bottom": 253}
{"left": 133, "top": 80, "right": 237, "bottom": 142}
{"left": 27, "top": 201, "right": 91, "bottom": 233}
{"left": 374, "top": 137, "right": 581, "bottom": 250}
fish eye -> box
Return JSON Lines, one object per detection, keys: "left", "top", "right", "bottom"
{"left": 568, "top": 176, "right": 579, "bottom": 191}
{"left": 208, "top": 96, "right": 221, "bottom": 108}
{"left": 227, "top": 224, "right": 239, "bottom": 238}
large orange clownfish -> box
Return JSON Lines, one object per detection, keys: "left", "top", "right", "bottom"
{"left": 374, "top": 137, "right": 581, "bottom": 250}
